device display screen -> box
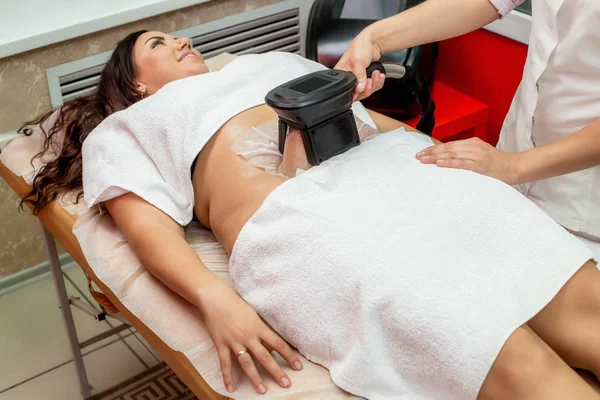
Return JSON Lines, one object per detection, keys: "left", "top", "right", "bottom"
{"left": 288, "top": 76, "right": 331, "bottom": 94}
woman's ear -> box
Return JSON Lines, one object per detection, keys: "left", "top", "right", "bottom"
{"left": 136, "top": 82, "right": 147, "bottom": 98}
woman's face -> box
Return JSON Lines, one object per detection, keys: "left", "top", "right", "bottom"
{"left": 133, "top": 31, "right": 209, "bottom": 95}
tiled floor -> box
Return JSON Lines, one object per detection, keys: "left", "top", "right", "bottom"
{"left": 0, "top": 266, "right": 162, "bottom": 399}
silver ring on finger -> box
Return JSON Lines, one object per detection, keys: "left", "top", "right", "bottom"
{"left": 236, "top": 349, "right": 248, "bottom": 359}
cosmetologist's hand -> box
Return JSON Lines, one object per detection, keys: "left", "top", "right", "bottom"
{"left": 416, "top": 137, "right": 520, "bottom": 184}
{"left": 335, "top": 28, "right": 385, "bottom": 102}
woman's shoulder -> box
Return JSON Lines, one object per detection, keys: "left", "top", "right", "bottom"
{"left": 82, "top": 110, "right": 134, "bottom": 157}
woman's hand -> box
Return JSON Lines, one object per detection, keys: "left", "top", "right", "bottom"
{"left": 198, "top": 285, "right": 303, "bottom": 395}
{"left": 335, "top": 28, "right": 385, "bottom": 102}
{"left": 415, "top": 137, "right": 521, "bottom": 184}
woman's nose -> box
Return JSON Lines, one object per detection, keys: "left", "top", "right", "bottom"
{"left": 175, "top": 37, "right": 192, "bottom": 50}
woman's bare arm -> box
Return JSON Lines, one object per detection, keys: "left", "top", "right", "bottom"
{"left": 105, "top": 192, "right": 225, "bottom": 305}
{"left": 513, "top": 118, "right": 600, "bottom": 183}
{"left": 367, "top": 0, "right": 499, "bottom": 56}
{"left": 415, "top": 118, "right": 600, "bottom": 185}
{"left": 105, "top": 193, "right": 302, "bottom": 394}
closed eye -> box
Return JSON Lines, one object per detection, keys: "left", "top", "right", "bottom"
{"left": 151, "top": 38, "right": 164, "bottom": 49}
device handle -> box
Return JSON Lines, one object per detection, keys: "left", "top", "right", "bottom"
{"left": 366, "top": 62, "right": 436, "bottom": 136}
{"left": 278, "top": 119, "right": 288, "bottom": 154}
{"left": 366, "top": 62, "right": 386, "bottom": 77}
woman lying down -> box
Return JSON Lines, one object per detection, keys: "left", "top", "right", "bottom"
{"left": 23, "top": 30, "right": 600, "bottom": 400}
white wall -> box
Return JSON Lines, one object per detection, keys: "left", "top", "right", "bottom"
{"left": 0, "top": 0, "right": 212, "bottom": 58}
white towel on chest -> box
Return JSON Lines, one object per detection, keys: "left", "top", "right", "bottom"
{"left": 229, "top": 129, "right": 594, "bottom": 399}
{"left": 82, "top": 52, "right": 374, "bottom": 225}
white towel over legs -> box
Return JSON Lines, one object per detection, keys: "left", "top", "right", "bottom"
{"left": 229, "top": 129, "right": 593, "bottom": 400}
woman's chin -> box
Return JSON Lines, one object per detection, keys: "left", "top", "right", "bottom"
{"left": 187, "top": 63, "right": 209, "bottom": 75}
{"left": 173, "top": 63, "right": 209, "bottom": 80}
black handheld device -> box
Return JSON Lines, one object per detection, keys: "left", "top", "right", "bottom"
{"left": 265, "top": 62, "right": 435, "bottom": 166}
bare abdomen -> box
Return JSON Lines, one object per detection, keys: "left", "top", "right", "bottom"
{"left": 191, "top": 105, "right": 289, "bottom": 254}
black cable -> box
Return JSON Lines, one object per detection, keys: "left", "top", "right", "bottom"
{"left": 367, "top": 61, "right": 436, "bottom": 135}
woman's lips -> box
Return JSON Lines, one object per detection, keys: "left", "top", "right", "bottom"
{"left": 178, "top": 52, "right": 198, "bottom": 62}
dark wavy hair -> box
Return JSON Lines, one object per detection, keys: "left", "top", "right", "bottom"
{"left": 19, "top": 30, "right": 148, "bottom": 214}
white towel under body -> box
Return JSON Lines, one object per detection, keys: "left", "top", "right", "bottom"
{"left": 81, "top": 52, "right": 375, "bottom": 225}
{"left": 229, "top": 129, "right": 594, "bottom": 399}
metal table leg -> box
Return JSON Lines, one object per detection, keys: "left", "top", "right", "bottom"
{"left": 41, "top": 225, "right": 92, "bottom": 399}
